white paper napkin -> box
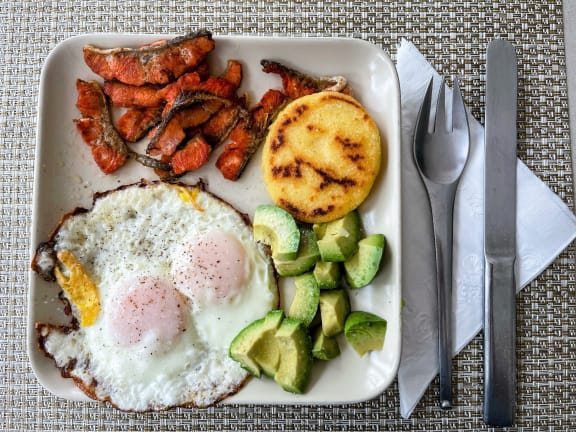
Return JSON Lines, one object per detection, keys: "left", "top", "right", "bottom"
{"left": 396, "top": 39, "right": 576, "bottom": 419}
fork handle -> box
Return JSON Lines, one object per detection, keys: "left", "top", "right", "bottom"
{"left": 427, "top": 184, "right": 458, "bottom": 410}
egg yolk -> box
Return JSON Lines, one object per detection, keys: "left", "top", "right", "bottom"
{"left": 172, "top": 231, "right": 248, "bottom": 306}
{"left": 107, "top": 275, "right": 185, "bottom": 351}
{"left": 177, "top": 185, "right": 204, "bottom": 211}
{"left": 54, "top": 250, "right": 101, "bottom": 327}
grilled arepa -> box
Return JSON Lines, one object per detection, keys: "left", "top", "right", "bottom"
{"left": 261, "top": 91, "right": 381, "bottom": 223}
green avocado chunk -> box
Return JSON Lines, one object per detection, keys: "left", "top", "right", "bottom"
{"left": 316, "top": 210, "right": 362, "bottom": 262}
{"left": 274, "top": 227, "right": 320, "bottom": 277}
{"left": 253, "top": 205, "right": 300, "bottom": 261}
{"left": 344, "top": 311, "right": 387, "bottom": 356}
{"left": 228, "top": 310, "right": 284, "bottom": 377}
{"left": 344, "top": 234, "right": 386, "bottom": 289}
{"left": 228, "top": 318, "right": 266, "bottom": 377}
{"left": 311, "top": 326, "right": 340, "bottom": 360}
{"left": 251, "top": 310, "right": 284, "bottom": 377}
{"left": 319, "top": 289, "right": 350, "bottom": 337}
{"left": 288, "top": 273, "right": 320, "bottom": 327}
{"left": 313, "top": 260, "right": 341, "bottom": 290}
{"left": 274, "top": 317, "right": 313, "bottom": 394}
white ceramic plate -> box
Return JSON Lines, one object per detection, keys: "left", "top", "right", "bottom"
{"left": 28, "top": 33, "right": 402, "bottom": 405}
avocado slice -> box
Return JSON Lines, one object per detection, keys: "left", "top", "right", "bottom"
{"left": 253, "top": 205, "right": 300, "bottom": 261}
{"left": 251, "top": 310, "right": 284, "bottom": 377}
{"left": 319, "top": 289, "right": 350, "bottom": 337}
{"left": 228, "top": 317, "right": 266, "bottom": 377}
{"left": 313, "top": 260, "right": 341, "bottom": 290}
{"left": 316, "top": 210, "right": 362, "bottom": 262}
{"left": 344, "top": 311, "right": 387, "bottom": 356}
{"left": 228, "top": 310, "right": 284, "bottom": 377}
{"left": 311, "top": 326, "right": 340, "bottom": 360}
{"left": 274, "top": 317, "right": 313, "bottom": 394}
{"left": 274, "top": 227, "right": 320, "bottom": 277}
{"left": 288, "top": 273, "right": 320, "bottom": 327}
{"left": 344, "top": 234, "right": 386, "bottom": 289}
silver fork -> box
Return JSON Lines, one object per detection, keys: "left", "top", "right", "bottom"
{"left": 413, "top": 77, "right": 470, "bottom": 409}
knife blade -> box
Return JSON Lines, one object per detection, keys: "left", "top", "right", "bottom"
{"left": 483, "top": 38, "right": 518, "bottom": 426}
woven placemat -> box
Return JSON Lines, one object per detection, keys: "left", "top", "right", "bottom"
{"left": 1, "top": 1, "right": 574, "bottom": 431}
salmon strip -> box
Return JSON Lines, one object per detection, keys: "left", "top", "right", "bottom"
{"left": 74, "top": 79, "right": 129, "bottom": 174}
{"left": 216, "top": 89, "right": 287, "bottom": 180}
{"left": 260, "top": 59, "right": 351, "bottom": 99}
{"left": 83, "top": 30, "right": 215, "bottom": 86}
{"left": 75, "top": 118, "right": 128, "bottom": 174}
{"left": 103, "top": 81, "right": 164, "bottom": 108}
{"left": 159, "top": 67, "right": 241, "bottom": 104}
{"left": 171, "top": 134, "right": 212, "bottom": 175}
{"left": 202, "top": 103, "right": 243, "bottom": 147}
{"left": 157, "top": 71, "right": 203, "bottom": 108}
{"left": 117, "top": 107, "right": 163, "bottom": 142}
{"left": 179, "top": 98, "right": 223, "bottom": 129}
{"left": 178, "top": 76, "right": 238, "bottom": 101}
{"left": 148, "top": 117, "right": 186, "bottom": 157}
{"left": 251, "top": 89, "right": 289, "bottom": 130}
{"left": 159, "top": 75, "right": 237, "bottom": 116}
{"left": 76, "top": 79, "right": 106, "bottom": 118}
{"left": 220, "top": 59, "right": 243, "bottom": 88}
{"left": 214, "top": 118, "right": 253, "bottom": 181}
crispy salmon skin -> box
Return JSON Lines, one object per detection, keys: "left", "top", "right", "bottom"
{"left": 261, "top": 59, "right": 350, "bottom": 99}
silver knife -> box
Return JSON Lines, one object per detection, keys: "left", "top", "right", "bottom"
{"left": 483, "top": 38, "right": 518, "bottom": 426}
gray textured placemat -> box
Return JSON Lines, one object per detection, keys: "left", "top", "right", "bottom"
{"left": 1, "top": 1, "right": 574, "bottom": 431}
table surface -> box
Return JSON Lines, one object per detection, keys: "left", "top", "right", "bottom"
{"left": 2, "top": 1, "right": 575, "bottom": 431}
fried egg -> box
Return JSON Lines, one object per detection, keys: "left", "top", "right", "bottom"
{"left": 33, "top": 181, "right": 278, "bottom": 411}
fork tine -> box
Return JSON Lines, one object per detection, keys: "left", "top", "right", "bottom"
{"left": 451, "top": 77, "right": 468, "bottom": 131}
{"left": 415, "top": 77, "right": 434, "bottom": 138}
{"left": 434, "top": 80, "right": 446, "bottom": 133}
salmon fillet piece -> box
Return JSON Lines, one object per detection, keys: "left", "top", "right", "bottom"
{"left": 260, "top": 59, "right": 351, "bottom": 99}
{"left": 103, "top": 81, "right": 164, "bottom": 108}
{"left": 117, "top": 107, "right": 163, "bottom": 142}
{"left": 157, "top": 72, "right": 203, "bottom": 109}
{"left": 202, "top": 103, "right": 243, "bottom": 147}
{"left": 179, "top": 98, "right": 224, "bottom": 129}
{"left": 159, "top": 75, "right": 237, "bottom": 116}
{"left": 220, "top": 59, "right": 243, "bottom": 88}
{"left": 148, "top": 117, "right": 186, "bottom": 157}
{"left": 214, "top": 117, "right": 253, "bottom": 181}
{"left": 216, "top": 89, "right": 287, "bottom": 180}
{"left": 171, "top": 134, "right": 212, "bottom": 175}
{"left": 74, "top": 79, "right": 129, "bottom": 174}
{"left": 83, "top": 30, "right": 215, "bottom": 86}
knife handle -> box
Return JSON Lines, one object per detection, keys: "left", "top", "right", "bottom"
{"left": 483, "top": 257, "right": 516, "bottom": 426}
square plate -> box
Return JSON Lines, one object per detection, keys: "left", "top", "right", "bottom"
{"left": 28, "top": 33, "right": 402, "bottom": 405}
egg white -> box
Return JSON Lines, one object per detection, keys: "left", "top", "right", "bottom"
{"left": 38, "top": 181, "right": 278, "bottom": 411}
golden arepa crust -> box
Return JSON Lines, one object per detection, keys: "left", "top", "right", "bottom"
{"left": 261, "top": 91, "right": 381, "bottom": 223}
